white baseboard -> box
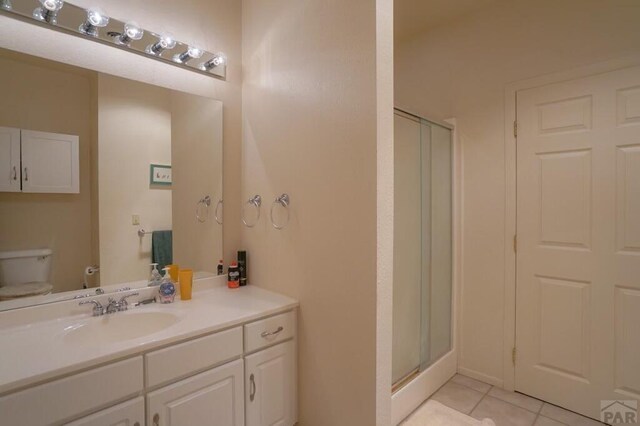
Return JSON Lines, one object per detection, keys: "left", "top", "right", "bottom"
{"left": 457, "top": 367, "right": 503, "bottom": 388}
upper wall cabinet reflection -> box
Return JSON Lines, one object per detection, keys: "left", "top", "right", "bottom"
{"left": 0, "top": 48, "right": 223, "bottom": 309}
{"left": 1, "top": 128, "right": 80, "bottom": 193}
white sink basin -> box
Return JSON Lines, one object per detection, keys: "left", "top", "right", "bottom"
{"left": 64, "top": 311, "right": 180, "bottom": 344}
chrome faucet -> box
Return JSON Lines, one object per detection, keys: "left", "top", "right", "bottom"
{"left": 118, "top": 292, "right": 139, "bottom": 311}
{"left": 79, "top": 292, "right": 141, "bottom": 316}
{"left": 79, "top": 300, "right": 104, "bottom": 316}
{"left": 105, "top": 297, "right": 119, "bottom": 314}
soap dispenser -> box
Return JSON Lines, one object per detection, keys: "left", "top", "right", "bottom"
{"left": 158, "top": 267, "right": 176, "bottom": 303}
{"left": 148, "top": 263, "right": 162, "bottom": 287}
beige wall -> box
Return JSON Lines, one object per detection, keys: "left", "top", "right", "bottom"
{"left": 395, "top": 0, "right": 640, "bottom": 386}
{"left": 0, "top": 0, "right": 243, "bottom": 265}
{"left": 0, "top": 51, "right": 96, "bottom": 293}
{"left": 241, "top": 0, "right": 386, "bottom": 424}
{"left": 97, "top": 75, "right": 172, "bottom": 285}
{"left": 171, "top": 94, "right": 223, "bottom": 271}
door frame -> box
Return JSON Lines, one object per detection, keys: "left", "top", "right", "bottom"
{"left": 502, "top": 52, "right": 640, "bottom": 392}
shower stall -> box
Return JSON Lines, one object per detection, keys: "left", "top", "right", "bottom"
{"left": 392, "top": 109, "right": 455, "bottom": 423}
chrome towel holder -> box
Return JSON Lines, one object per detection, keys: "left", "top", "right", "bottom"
{"left": 242, "top": 195, "right": 262, "bottom": 228}
{"left": 196, "top": 195, "right": 211, "bottom": 223}
{"left": 271, "top": 194, "right": 291, "bottom": 230}
{"left": 214, "top": 199, "right": 223, "bottom": 225}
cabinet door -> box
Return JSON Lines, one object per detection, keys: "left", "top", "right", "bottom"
{"left": 245, "top": 340, "right": 296, "bottom": 426}
{"left": 21, "top": 129, "right": 79, "bottom": 193}
{"left": 65, "top": 397, "right": 144, "bottom": 426}
{"left": 0, "top": 126, "right": 21, "bottom": 192}
{"left": 147, "top": 359, "right": 244, "bottom": 426}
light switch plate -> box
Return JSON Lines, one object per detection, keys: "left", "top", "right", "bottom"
{"left": 132, "top": 215, "right": 140, "bottom": 225}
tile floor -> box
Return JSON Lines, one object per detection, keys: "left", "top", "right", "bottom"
{"left": 420, "top": 374, "right": 606, "bottom": 426}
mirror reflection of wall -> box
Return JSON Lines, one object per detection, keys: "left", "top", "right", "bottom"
{"left": 97, "top": 74, "right": 173, "bottom": 286}
{"left": 0, "top": 48, "right": 223, "bottom": 306}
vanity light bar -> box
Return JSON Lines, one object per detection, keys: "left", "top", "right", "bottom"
{"left": 0, "top": 0, "right": 227, "bottom": 80}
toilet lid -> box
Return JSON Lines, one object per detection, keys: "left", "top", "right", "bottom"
{"left": 0, "top": 282, "right": 53, "bottom": 300}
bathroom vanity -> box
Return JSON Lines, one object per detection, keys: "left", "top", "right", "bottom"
{"left": 0, "top": 277, "right": 298, "bottom": 426}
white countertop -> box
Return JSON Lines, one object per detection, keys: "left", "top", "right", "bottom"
{"left": 0, "top": 280, "right": 298, "bottom": 395}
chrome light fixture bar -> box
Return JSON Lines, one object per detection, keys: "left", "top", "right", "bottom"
{"left": 1, "top": 0, "right": 226, "bottom": 80}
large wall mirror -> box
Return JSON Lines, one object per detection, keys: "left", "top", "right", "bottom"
{"left": 0, "top": 48, "right": 223, "bottom": 310}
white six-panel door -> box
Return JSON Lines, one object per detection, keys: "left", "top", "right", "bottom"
{"left": 516, "top": 65, "right": 640, "bottom": 420}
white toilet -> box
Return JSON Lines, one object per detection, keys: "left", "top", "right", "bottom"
{"left": 0, "top": 249, "right": 54, "bottom": 300}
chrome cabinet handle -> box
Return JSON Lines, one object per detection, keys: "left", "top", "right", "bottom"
{"left": 260, "top": 326, "right": 284, "bottom": 338}
{"left": 250, "top": 373, "right": 256, "bottom": 402}
{"left": 23, "top": 167, "right": 28, "bottom": 181}
{"left": 153, "top": 413, "right": 160, "bottom": 426}
{"left": 12, "top": 166, "right": 17, "bottom": 181}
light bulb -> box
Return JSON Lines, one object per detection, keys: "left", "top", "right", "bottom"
{"left": 125, "top": 22, "right": 143, "bottom": 39}
{"left": 146, "top": 34, "right": 176, "bottom": 56}
{"left": 200, "top": 53, "right": 227, "bottom": 71}
{"left": 79, "top": 8, "right": 109, "bottom": 37}
{"left": 1, "top": 0, "right": 12, "bottom": 11}
{"left": 172, "top": 45, "right": 203, "bottom": 64}
{"left": 33, "top": 0, "right": 64, "bottom": 24}
{"left": 115, "top": 21, "right": 143, "bottom": 46}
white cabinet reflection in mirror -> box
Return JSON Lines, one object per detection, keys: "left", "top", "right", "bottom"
{"left": 0, "top": 127, "right": 79, "bottom": 194}
{"left": 0, "top": 283, "right": 298, "bottom": 426}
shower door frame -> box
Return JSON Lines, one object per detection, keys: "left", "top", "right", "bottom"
{"left": 390, "top": 109, "right": 462, "bottom": 425}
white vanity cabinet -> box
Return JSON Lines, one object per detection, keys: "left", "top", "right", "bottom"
{"left": 147, "top": 359, "right": 245, "bottom": 426}
{"left": 0, "top": 126, "right": 79, "bottom": 194}
{"left": 65, "top": 397, "right": 145, "bottom": 426}
{"left": 0, "top": 357, "right": 143, "bottom": 426}
{"left": 0, "top": 307, "right": 297, "bottom": 426}
{"left": 245, "top": 341, "right": 296, "bottom": 426}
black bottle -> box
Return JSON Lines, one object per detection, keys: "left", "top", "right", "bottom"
{"left": 238, "top": 251, "right": 247, "bottom": 286}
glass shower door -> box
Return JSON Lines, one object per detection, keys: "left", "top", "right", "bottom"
{"left": 392, "top": 110, "right": 452, "bottom": 389}
{"left": 392, "top": 111, "right": 423, "bottom": 385}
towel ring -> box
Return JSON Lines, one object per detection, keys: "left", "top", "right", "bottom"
{"left": 214, "top": 199, "right": 223, "bottom": 225}
{"left": 196, "top": 195, "right": 212, "bottom": 223}
{"left": 242, "top": 195, "right": 262, "bottom": 228}
{"left": 270, "top": 194, "right": 290, "bottom": 230}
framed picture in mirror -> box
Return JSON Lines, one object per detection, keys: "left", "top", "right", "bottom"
{"left": 150, "top": 164, "right": 172, "bottom": 186}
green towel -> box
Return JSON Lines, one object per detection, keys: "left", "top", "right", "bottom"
{"left": 151, "top": 230, "right": 173, "bottom": 271}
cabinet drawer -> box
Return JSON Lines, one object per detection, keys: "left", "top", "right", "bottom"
{"left": 244, "top": 311, "right": 295, "bottom": 353}
{"left": 146, "top": 327, "right": 243, "bottom": 388}
{"left": 0, "top": 356, "right": 143, "bottom": 426}
{"left": 65, "top": 396, "right": 144, "bottom": 426}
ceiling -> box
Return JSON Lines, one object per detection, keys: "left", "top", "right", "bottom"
{"left": 394, "top": 0, "right": 498, "bottom": 43}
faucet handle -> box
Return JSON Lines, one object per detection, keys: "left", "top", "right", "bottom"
{"left": 118, "top": 292, "right": 140, "bottom": 311}
{"left": 79, "top": 300, "right": 103, "bottom": 316}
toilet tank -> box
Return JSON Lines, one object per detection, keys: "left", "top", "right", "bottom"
{"left": 0, "top": 249, "right": 52, "bottom": 286}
